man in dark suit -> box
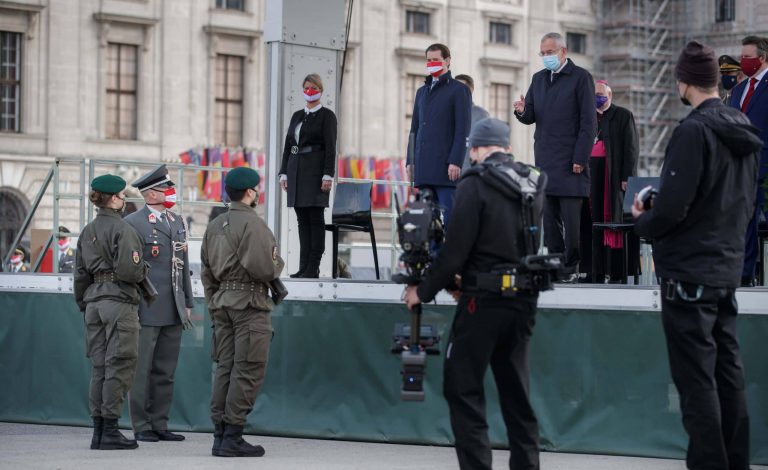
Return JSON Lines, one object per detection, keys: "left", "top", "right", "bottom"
{"left": 125, "top": 164, "right": 193, "bottom": 442}
{"left": 454, "top": 74, "right": 490, "bottom": 173}
{"left": 57, "top": 226, "right": 77, "bottom": 273}
{"left": 729, "top": 35, "right": 768, "bottom": 286}
{"left": 515, "top": 32, "right": 597, "bottom": 282}
{"left": 407, "top": 43, "right": 472, "bottom": 229}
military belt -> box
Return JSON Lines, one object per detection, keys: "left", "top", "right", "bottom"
{"left": 219, "top": 280, "right": 268, "bottom": 295}
{"left": 93, "top": 271, "right": 117, "bottom": 283}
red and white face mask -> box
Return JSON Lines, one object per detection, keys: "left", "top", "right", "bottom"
{"left": 426, "top": 61, "right": 443, "bottom": 78}
{"left": 58, "top": 238, "right": 70, "bottom": 250}
{"left": 162, "top": 187, "right": 177, "bottom": 209}
{"left": 10, "top": 254, "right": 22, "bottom": 265}
{"left": 303, "top": 88, "right": 322, "bottom": 102}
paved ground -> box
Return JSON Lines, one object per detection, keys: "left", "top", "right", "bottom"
{"left": 1, "top": 423, "right": 766, "bottom": 470}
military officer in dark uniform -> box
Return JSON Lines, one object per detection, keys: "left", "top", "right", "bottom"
{"left": 74, "top": 174, "right": 148, "bottom": 450}
{"left": 405, "top": 119, "right": 547, "bottom": 470}
{"left": 58, "top": 226, "right": 77, "bottom": 273}
{"left": 201, "top": 167, "right": 285, "bottom": 457}
{"left": 6, "top": 246, "right": 30, "bottom": 272}
{"left": 124, "top": 164, "right": 193, "bottom": 443}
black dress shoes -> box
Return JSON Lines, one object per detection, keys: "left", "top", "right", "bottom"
{"left": 134, "top": 430, "right": 159, "bottom": 442}
{"left": 155, "top": 430, "right": 185, "bottom": 441}
{"left": 740, "top": 276, "right": 756, "bottom": 287}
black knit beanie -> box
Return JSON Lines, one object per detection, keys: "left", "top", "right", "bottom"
{"left": 675, "top": 40, "right": 719, "bottom": 88}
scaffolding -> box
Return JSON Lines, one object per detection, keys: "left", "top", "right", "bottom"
{"left": 597, "top": 0, "right": 685, "bottom": 175}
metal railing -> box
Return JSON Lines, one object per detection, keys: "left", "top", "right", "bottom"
{"left": 2, "top": 157, "right": 232, "bottom": 273}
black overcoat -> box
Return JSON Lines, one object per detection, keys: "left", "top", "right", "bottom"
{"left": 279, "top": 107, "right": 337, "bottom": 208}
{"left": 516, "top": 59, "right": 596, "bottom": 197}
{"left": 599, "top": 104, "right": 638, "bottom": 222}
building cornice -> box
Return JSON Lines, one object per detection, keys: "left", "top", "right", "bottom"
{"left": 0, "top": 1, "right": 45, "bottom": 13}
{"left": 203, "top": 25, "right": 262, "bottom": 38}
{"left": 92, "top": 12, "right": 159, "bottom": 27}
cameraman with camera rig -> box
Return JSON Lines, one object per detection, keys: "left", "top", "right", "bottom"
{"left": 404, "top": 118, "right": 559, "bottom": 470}
{"left": 632, "top": 41, "right": 760, "bottom": 470}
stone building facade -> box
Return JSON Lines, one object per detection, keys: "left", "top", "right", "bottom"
{"left": 0, "top": 0, "right": 611, "bottom": 262}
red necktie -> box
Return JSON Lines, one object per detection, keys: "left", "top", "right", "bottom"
{"left": 741, "top": 77, "right": 758, "bottom": 112}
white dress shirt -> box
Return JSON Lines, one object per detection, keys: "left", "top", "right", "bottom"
{"left": 740, "top": 66, "right": 768, "bottom": 108}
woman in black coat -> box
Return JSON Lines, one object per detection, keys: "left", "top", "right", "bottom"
{"left": 279, "top": 73, "right": 337, "bottom": 278}
{"left": 581, "top": 80, "right": 639, "bottom": 283}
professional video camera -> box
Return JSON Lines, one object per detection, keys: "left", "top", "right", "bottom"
{"left": 390, "top": 188, "right": 444, "bottom": 402}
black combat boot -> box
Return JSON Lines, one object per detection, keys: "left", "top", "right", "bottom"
{"left": 90, "top": 416, "right": 103, "bottom": 450}
{"left": 99, "top": 418, "right": 138, "bottom": 450}
{"left": 212, "top": 422, "right": 225, "bottom": 456}
{"left": 217, "top": 424, "right": 265, "bottom": 457}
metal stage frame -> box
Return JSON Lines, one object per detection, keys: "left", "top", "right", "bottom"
{"left": 1, "top": 273, "right": 765, "bottom": 315}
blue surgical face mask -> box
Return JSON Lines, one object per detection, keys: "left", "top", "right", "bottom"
{"left": 596, "top": 95, "right": 609, "bottom": 109}
{"left": 721, "top": 74, "right": 738, "bottom": 91}
{"left": 542, "top": 54, "right": 561, "bottom": 71}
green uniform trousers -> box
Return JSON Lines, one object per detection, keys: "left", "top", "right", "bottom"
{"left": 84, "top": 299, "right": 140, "bottom": 419}
{"left": 129, "top": 324, "right": 183, "bottom": 433}
{"left": 210, "top": 308, "right": 271, "bottom": 426}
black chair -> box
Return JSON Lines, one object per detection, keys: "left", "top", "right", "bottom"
{"left": 591, "top": 176, "right": 660, "bottom": 284}
{"left": 325, "top": 182, "right": 379, "bottom": 280}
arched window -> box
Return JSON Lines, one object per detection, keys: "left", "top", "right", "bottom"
{"left": 0, "top": 188, "right": 28, "bottom": 259}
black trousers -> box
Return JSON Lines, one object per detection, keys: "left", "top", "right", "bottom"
{"left": 661, "top": 281, "right": 750, "bottom": 470}
{"left": 543, "top": 196, "right": 582, "bottom": 270}
{"left": 294, "top": 206, "right": 325, "bottom": 269}
{"left": 443, "top": 294, "right": 539, "bottom": 470}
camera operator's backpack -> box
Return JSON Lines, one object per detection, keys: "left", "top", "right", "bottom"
{"left": 464, "top": 155, "right": 548, "bottom": 256}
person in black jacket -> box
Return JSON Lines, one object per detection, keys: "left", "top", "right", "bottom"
{"left": 581, "top": 80, "right": 639, "bottom": 283}
{"left": 279, "top": 73, "right": 337, "bottom": 278}
{"left": 405, "top": 118, "right": 544, "bottom": 470}
{"left": 514, "top": 32, "right": 596, "bottom": 282}
{"left": 633, "top": 41, "right": 760, "bottom": 470}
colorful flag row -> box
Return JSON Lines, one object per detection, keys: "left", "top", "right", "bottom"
{"left": 337, "top": 156, "right": 410, "bottom": 209}
{"left": 179, "top": 148, "right": 265, "bottom": 204}
{"left": 179, "top": 149, "right": 410, "bottom": 209}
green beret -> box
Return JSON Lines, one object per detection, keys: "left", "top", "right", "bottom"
{"left": 91, "top": 174, "right": 126, "bottom": 194}
{"left": 225, "top": 167, "right": 260, "bottom": 190}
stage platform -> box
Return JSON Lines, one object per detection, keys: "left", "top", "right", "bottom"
{"left": 0, "top": 274, "right": 766, "bottom": 465}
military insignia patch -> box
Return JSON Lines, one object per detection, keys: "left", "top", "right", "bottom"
{"left": 151, "top": 246, "right": 160, "bottom": 257}
{"left": 132, "top": 250, "right": 140, "bottom": 264}
{"left": 272, "top": 246, "right": 278, "bottom": 260}
{"left": 148, "top": 213, "right": 157, "bottom": 224}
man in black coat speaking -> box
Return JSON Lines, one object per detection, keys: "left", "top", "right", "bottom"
{"left": 515, "top": 32, "right": 596, "bottom": 281}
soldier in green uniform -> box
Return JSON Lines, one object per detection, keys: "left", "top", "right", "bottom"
{"left": 125, "top": 165, "right": 192, "bottom": 443}
{"left": 201, "top": 167, "right": 285, "bottom": 458}
{"left": 58, "top": 226, "right": 77, "bottom": 273}
{"left": 73, "top": 174, "right": 148, "bottom": 451}
{"left": 6, "top": 246, "right": 30, "bottom": 272}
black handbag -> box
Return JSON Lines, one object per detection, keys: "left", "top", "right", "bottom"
{"left": 269, "top": 279, "right": 289, "bottom": 305}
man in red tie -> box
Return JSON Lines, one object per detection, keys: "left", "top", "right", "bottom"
{"left": 729, "top": 35, "right": 768, "bottom": 286}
